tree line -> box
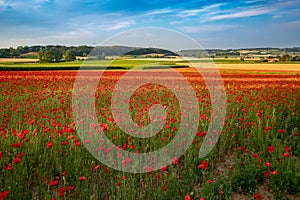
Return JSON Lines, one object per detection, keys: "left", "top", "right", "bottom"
{"left": 0, "top": 45, "right": 93, "bottom": 59}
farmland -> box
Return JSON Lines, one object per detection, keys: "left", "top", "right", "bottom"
{"left": 0, "top": 64, "right": 299, "bottom": 200}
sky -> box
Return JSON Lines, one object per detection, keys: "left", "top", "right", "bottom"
{"left": 0, "top": 0, "right": 300, "bottom": 49}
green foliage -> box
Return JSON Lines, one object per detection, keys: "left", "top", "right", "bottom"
{"left": 38, "top": 49, "right": 62, "bottom": 63}
{"left": 63, "top": 50, "right": 76, "bottom": 61}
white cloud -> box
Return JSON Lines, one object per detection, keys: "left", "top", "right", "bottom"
{"left": 145, "top": 9, "right": 175, "bottom": 16}
{"left": 177, "top": 3, "right": 226, "bottom": 18}
{"left": 101, "top": 20, "right": 136, "bottom": 31}
{"left": 205, "top": 7, "right": 274, "bottom": 21}
{"left": 182, "top": 24, "right": 239, "bottom": 33}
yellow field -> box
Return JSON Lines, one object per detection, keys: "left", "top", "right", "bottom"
{"left": 0, "top": 58, "right": 38, "bottom": 62}
{"left": 215, "top": 63, "right": 300, "bottom": 71}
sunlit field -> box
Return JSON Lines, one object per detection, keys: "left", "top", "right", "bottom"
{"left": 0, "top": 67, "right": 299, "bottom": 200}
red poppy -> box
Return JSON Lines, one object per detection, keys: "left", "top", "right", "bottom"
{"left": 271, "top": 170, "right": 278, "bottom": 175}
{"left": 12, "top": 157, "right": 21, "bottom": 164}
{"left": 122, "top": 158, "right": 131, "bottom": 166}
{"left": 265, "top": 162, "right": 272, "bottom": 167}
{"left": 47, "top": 141, "right": 53, "bottom": 148}
{"left": 0, "top": 190, "right": 9, "bottom": 200}
{"left": 94, "top": 165, "right": 100, "bottom": 170}
{"left": 10, "top": 142, "right": 22, "bottom": 148}
{"left": 252, "top": 153, "right": 259, "bottom": 158}
{"left": 284, "top": 146, "right": 291, "bottom": 152}
{"left": 268, "top": 146, "right": 274, "bottom": 153}
{"left": 283, "top": 153, "right": 290, "bottom": 158}
{"left": 184, "top": 195, "right": 192, "bottom": 200}
{"left": 162, "top": 185, "right": 167, "bottom": 191}
{"left": 253, "top": 192, "right": 263, "bottom": 200}
{"left": 161, "top": 165, "right": 168, "bottom": 171}
{"left": 68, "top": 186, "right": 75, "bottom": 191}
{"left": 207, "top": 180, "right": 212, "bottom": 184}
{"left": 59, "top": 187, "right": 66, "bottom": 197}
{"left": 198, "top": 160, "right": 209, "bottom": 170}
{"left": 49, "top": 180, "right": 59, "bottom": 186}
{"left": 172, "top": 157, "right": 179, "bottom": 164}
{"left": 79, "top": 176, "right": 86, "bottom": 181}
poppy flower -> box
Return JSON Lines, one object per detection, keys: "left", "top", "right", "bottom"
{"left": 283, "top": 153, "right": 290, "bottom": 158}
{"left": 12, "top": 157, "right": 21, "bottom": 164}
{"left": 284, "top": 146, "right": 291, "bottom": 152}
{"left": 271, "top": 170, "right": 278, "bottom": 175}
{"left": 49, "top": 180, "right": 59, "bottom": 186}
{"left": 47, "top": 141, "right": 53, "bottom": 148}
{"left": 122, "top": 158, "right": 131, "bottom": 166}
{"left": 265, "top": 162, "right": 272, "bottom": 167}
{"left": 0, "top": 190, "right": 9, "bottom": 200}
{"left": 268, "top": 146, "right": 274, "bottom": 153}
{"left": 184, "top": 195, "right": 192, "bottom": 200}
{"left": 161, "top": 165, "right": 168, "bottom": 171}
{"left": 198, "top": 160, "right": 209, "bottom": 170}
{"left": 59, "top": 187, "right": 66, "bottom": 197}
{"left": 68, "top": 186, "right": 75, "bottom": 191}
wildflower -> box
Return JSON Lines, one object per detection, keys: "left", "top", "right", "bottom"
{"left": 278, "top": 129, "right": 286, "bottom": 133}
{"left": 161, "top": 165, "right": 168, "bottom": 171}
{"left": 207, "top": 180, "right": 212, "bottom": 184}
{"left": 12, "top": 157, "right": 21, "bottom": 164}
{"left": 253, "top": 192, "right": 263, "bottom": 200}
{"left": 252, "top": 153, "right": 259, "bottom": 158}
{"left": 79, "top": 176, "right": 86, "bottom": 181}
{"left": 10, "top": 142, "right": 22, "bottom": 148}
{"left": 47, "top": 141, "right": 53, "bottom": 148}
{"left": 68, "top": 186, "right": 75, "bottom": 191}
{"left": 146, "top": 166, "right": 154, "bottom": 173}
{"left": 271, "top": 170, "right": 278, "bottom": 175}
{"left": 0, "top": 190, "right": 9, "bottom": 200}
{"left": 265, "top": 162, "right": 272, "bottom": 167}
{"left": 268, "top": 146, "right": 274, "bottom": 153}
{"left": 284, "top": 146, "right": 291, "bottom": 152}
{"left": 59, "top": 187, "right": 66, "bottom": 197}
{"left": 162, "top": 185, "right": 167, "bottom": 191}
{"left": 172, "top": 157, "right": 179, "bottom": 164}
{"left": 49, "top": 180, "right": 59, "bottom": 186}
{"left": 116, "top": 181, "right": 120, "bottom": 186}
{"left": 283, "top": 153, "right": 290, "bottom": 158}
{"left": 94, "top": 165, "right": 100, "bottom": 171}
{"left": 198, "top": 160, "right": 209, "bottom": 170}
{"left": 184, "top": 195, "right": 192, "bottom": 200}
{"left": 219, "top": 191, "right": 224, "bottom": 195}
{"left": 122, "top": 158, "right": 131, "bottom": 166}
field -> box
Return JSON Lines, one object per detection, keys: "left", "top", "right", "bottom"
{"left": 0, "top": 63, "right": 299, "bottom": 200}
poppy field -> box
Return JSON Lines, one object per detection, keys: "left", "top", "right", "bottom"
{"left": 0, "top": 68, "right": 299, "bottom": 200}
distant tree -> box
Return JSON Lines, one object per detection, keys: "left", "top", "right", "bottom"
{"left": 280, "top": 54, "right": 291, "bottom": 62}
{"left": 38, "top": 49, "right": 62, "bottom": 63}
{"left": 63, "top": 50, "right": 76, "bottom": 61}
{"left": 240, "top": 57, "right": 245, "bottom": 61}
{"left": 97, "top": 52, "right": 105, "bottom": 60}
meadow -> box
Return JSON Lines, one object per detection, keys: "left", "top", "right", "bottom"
{"left": 0, "top": 61, "right": 299, "bottom": 200}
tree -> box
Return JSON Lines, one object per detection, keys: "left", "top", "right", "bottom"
{"left": 63, "top": 50, "right": 76, "bottom": 61}
{"left": 279, "top": 54, "right": 291, "bottom": 62}
{"left": 38, "top": 49, "right": 62, "bottom": 63}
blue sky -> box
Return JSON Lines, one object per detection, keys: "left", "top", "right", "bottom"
{"left": 0, "top": 0, "right": 299, "bottom": 49}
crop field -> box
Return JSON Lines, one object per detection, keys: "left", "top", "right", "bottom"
{"left": 0, "top": 66, "right": 299, "bottom": 200}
